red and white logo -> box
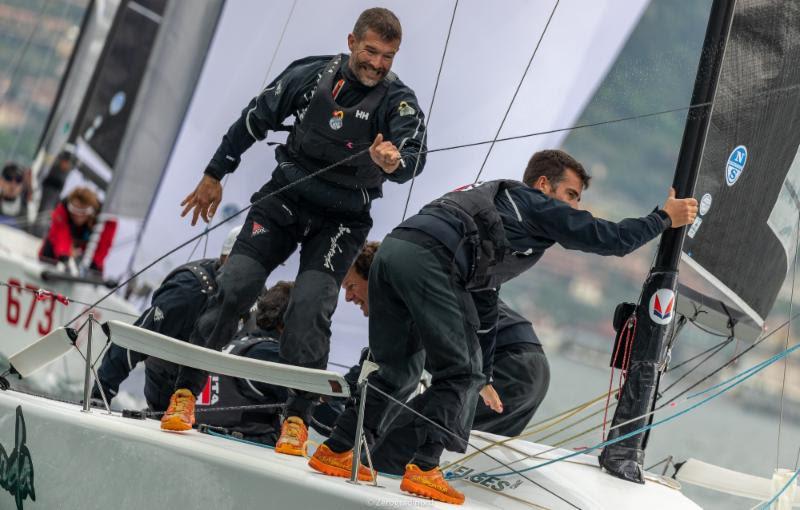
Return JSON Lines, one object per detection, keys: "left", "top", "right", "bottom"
{"left": 648, "top": 289, "right": 675, "bottom": 325}
{"left": 196, "top": 375, "right": 219, "bottom": 406}
{"left": 251, "top": 222, "right": 267, "bottom": 237}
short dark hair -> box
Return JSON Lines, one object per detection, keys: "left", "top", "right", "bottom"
{"left": 256, "top": 281, "right": 294, "bottom": 331}
{"left": 353, "top": 8, "right": 402, "bottom": 42}
{"left": 352, "top": 241, "right": 380, "bottom": 280}
{"left": 522, "top": 149, "right": 591, "bottom": 189}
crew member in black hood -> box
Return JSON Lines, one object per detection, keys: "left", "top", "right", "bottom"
{"left": 165, "top": 7, "right": 427, "bottom": 460}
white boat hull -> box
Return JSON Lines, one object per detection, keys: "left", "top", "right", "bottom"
{"left": 0, "top": 389, "right": 701, "bottom": 510}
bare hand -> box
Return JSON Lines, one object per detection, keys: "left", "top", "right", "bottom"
{"left": 662, "top": 187, "right": 698, "bottom": 228}
{"left": 181, "top": 174, "right": 223, "bottom": 226}
{"left": 480, "top": 384, "right": 504, "bottom": 414}
{"left": 369, "top": 133, "right": 401, "bottom": 174}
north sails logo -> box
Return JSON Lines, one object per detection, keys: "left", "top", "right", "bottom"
{"left": 648, "top": 289, "right": 675, "bottom": 325}
{"left": 252, "top": 222, "right": 267, "bottom": 237}
{"left": 323, "top": 224, "right": 351, "bottom": 272}
{"left": 1, "top": 406, "right": 35, "bottom": 510}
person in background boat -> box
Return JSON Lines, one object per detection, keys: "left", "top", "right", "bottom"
{"left": 92, "top": 226, "right": 242, "bottom": 404}
{"left": 165, "top": 7, "right": 428, "bottom": 457}
{"left": 310, "top": 149, "right": 699, "bottom": 504}
{"left": 38, "top": 187, "right": 117, "bottom": 276}
{"left": 335, "top": 241, "right": 549, "bottom": 475}
{"left": 0, "top": 162, "right": 30, "bottom": 230}
{"left": 34, "top": 150, "right": 74, "bottom": 236}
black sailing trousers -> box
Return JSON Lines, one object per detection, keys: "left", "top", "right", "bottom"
{"left": 326, "top": 230, "right": 485, "bottom": 467}
{"left": 174, "top": 181, "right": 371, "bottom": 421}
{"left": 368, "top": 342, "right": 550, "bottom": 474}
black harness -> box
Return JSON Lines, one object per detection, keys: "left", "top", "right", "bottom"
{"left": 287, "top": 54, "right": 393, "bottom": 190}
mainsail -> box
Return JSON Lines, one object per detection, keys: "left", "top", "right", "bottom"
{"left": 678, "top": 0, "right": 800, "bottom": 340}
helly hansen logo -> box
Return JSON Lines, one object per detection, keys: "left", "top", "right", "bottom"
{"left": 648, "top": 288, "right": 675, "bottom": 325}
{"left": 355, "top": 110, "right": 369, "bottom": 120}
{"left": 252, "top": 222, "right": 267, "bottom": 236}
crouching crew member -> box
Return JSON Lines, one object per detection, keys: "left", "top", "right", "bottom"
{"left": 336, "top": 241, "right": 550, "bottom": 476}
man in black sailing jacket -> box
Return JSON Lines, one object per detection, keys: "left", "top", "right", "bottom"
{"left": 165, "top": 7, "right": 427, "bottom": 457}
{"left": 310, "top": 149, "right": 698, "bottom": 504}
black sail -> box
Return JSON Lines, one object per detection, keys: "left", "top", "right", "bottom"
{"left": 679, "top": 0, "right": 800, "bottom": 339}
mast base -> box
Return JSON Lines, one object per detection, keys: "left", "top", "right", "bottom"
{"left": 600, "top": 445, "right": 645, "bottom": 484}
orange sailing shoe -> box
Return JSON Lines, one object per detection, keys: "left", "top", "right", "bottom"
{"left": 308, "top": 444, "right": 376, "bottom": 482}
{"left": 160, "top": 388, "right": 196, "bottom": 431}
{"left": 400, "top": 464, "right": 465, "bottom": 505}
{"left": 275, "top": 416, "right": 309, "bottom": 456}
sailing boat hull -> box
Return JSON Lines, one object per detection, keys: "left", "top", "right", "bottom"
{"left": 0, "top": 389, "right": 700, "bottom": 510}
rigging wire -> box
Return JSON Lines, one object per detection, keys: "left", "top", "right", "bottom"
{"left": 0, "top": 279, "right": 138, "bottom": 318}
{"left": 366, "top": 382, "right": 581, "bottom": 510}
{"left": 61, "top": 148, "right": 372, "bottom": 328}
{"left": 400, "top": 0, "right": 459, "bottom": 220}
{"left": 777, "top": 209, "right": 800, "bottom": 469}
{"left": 58, "top": 97, "right": 723, "bottom": 329}
{"left": 449, "top": 309, "right": 800, "bottom": 474}
{"left": 476, "top": 338, "right": 800, "bottom": 479}
{"left": 259, "top": 0, "right": 298, "bottom": 90}
{"left": 473, "top": 0, "right": 559, "bottom": 183}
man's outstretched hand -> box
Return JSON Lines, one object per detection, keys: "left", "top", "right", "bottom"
{"left": 369, "top": 133, "right": 401, "bottom": 174}
{"left": 662, "top": 188, "right": 699, "bottom": 228}
{"left": 181, "top": 174, "right": 223, "bottom": 226}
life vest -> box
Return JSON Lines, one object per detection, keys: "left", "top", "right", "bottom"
{"left": 287, "top": 54, "right": 393, "bottom": 190}
{"left": 162, "top": 258, "right": 219, "bottom": 295}
{"left": 409, "top": 180, "right": 539, "bottom": 290}
{"left": 196, "top": 336, "right": 285, "bottom": 438}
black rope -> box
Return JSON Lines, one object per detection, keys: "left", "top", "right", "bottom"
{"left": 474, "top": 0, "right": 560, "bottom": 183}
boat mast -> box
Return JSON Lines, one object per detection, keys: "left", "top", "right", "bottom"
{"left": 599, "top": 0, "right": 737, "bottom": 484}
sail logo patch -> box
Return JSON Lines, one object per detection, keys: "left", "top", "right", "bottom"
{"left": 725, "top": 145, "right": 748, "bottom": 186}
{"left": 648, "top": 289, "right": 675, "bottom": 325}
